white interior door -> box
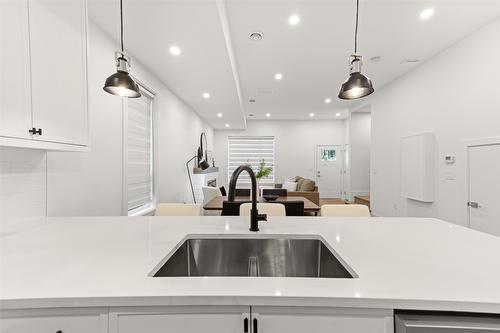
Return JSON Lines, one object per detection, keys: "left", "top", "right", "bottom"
{"left": 316, "top": 145, "right": 344, "bottom": 198}
{"left": 468, "top": 143, "right": 500, "bottom": 237}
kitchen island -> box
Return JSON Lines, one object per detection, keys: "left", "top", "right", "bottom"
{"left": 1, "top": 216, "right": 500, "bottom": 332}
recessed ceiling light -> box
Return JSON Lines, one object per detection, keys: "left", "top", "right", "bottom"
{"left": 169, "top": 45, "right": 181, "bottom": 56}
{"left": 217, "top": 113, "right": 223, "bottom": 118}
{"left": 202, "top": 92, "right": 211, "bottom": 99}
{"left": 274, "top": 73, "right": 283, "bottom": 80}
{"left": 419, "top": 8, "right": 435, "bottom": 20}
{"left": 325, "top": 98, "right": 332, "bottom": 104}
{"left": 265, "top": 113, "right": 271, "bottom": 117}
{"left": 309, "top": 113, "right": 315, "bottom": 117}
{"left": 288, "top": 14, "right": 301, "bottom": 26}
{"left": 225, "top": 123, "right": 230, "bottom": 128}
{"left": 336, "top": 112, "right": 341, "bottom": 117}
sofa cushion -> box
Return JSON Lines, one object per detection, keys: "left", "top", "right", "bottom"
{"left": 282, "top": 181, "right": 298, "bottom": 192}
{"left": 298, "top": 178, "right": 316, "bottom": 192}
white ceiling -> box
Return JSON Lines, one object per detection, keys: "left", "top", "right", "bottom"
{"left": 89, "top": 0, "right": 500, "bottom": 129}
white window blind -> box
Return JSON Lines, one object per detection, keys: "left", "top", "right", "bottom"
{"left": 127, "top": 91, "right": 154, "bottom": 214}
{"left": 228, "top": 136, "right": 275, "bottom": 186}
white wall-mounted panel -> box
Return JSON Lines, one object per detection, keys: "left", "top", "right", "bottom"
{"left": 401, "top": 133, "right": 435, "bottom": 202}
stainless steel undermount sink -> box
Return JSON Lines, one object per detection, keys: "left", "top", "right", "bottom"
{"left": 152, "top": 236, "right": 355, "bottom": 278}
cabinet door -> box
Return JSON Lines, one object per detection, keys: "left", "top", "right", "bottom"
{"left": 0, "top": 310, "right": 107, "bottom": 333}
{"left": 29, "top": 0, "right": 88, "bottom": 146}
{"left": 110, "top": 306, "right": 249, "bottom": 333}
{"left": 0, "top": 0, "right": 33, "bottom": 139}
{"left": 251, "top": 307, "right": 393, "bottom": 333}
{"left": 395, "top": 312, "right": 500, "bottom": 333}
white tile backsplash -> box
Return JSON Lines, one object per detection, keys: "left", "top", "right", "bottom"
{"left": 0, "top": 147, "right": 47, "bottom": 236}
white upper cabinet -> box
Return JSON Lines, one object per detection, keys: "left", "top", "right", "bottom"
{"left": 0, "top": 0, "right": 89, "bottom": 151}
{"left": 29, "top": 0, "right": 88, "bottom": 146}
{"left": 0, "top": 0, "right": 33, "bottom": 139}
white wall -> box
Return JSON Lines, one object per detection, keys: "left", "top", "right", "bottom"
{"left": 369, "top": 18, "right": 500, "bottom": 225}
{"left": 214, "top": 120, "right": 345, "bottom": 187}
{"left": 349, "top": 112, "right": 371, "bottom": 198}
{"left": 47, "top": 21, "right": 213, "bottom": 215}
{"left": 1, "top": 21, "right": 213, "bottom": 228}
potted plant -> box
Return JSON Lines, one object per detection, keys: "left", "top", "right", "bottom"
{"left": 254, "top": 159, "right": 273, "bottom": 197}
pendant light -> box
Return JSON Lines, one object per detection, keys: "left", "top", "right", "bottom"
{"left": 103, "top": 0, "right": 141, "bottom": 98}
{"left": 338, "top": 0, "right": 374, "bottom": 100}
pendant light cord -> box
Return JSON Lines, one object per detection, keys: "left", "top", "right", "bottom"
{"left": 120, "top": 0, "right": 124, "bottom": 53}
{"left": 354, "top": 0, "right": 359, "bottom": 54}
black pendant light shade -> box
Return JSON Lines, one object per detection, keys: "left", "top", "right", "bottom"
{"left": 103, "top": 0, "right": 141, "bottom": 98}
{"left": 338, "top": 57, "right": 374, "bottom": 100}
{"left": 103, "top": 56, "right": 141, "bottom": 98}
{"left": 338, "top": 0, "right": 374, "bottom": 100}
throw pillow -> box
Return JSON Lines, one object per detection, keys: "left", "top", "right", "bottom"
{"left": 282, "top": 181, "right": 298, "bottom": 192}
{"left": 296, "top": 178, "right": 305, "bottom": 191}
{"left": 287, "top": 176, "right": 302, "bottom": 182}
{"left": 300, "top": 178, "right": 316, "bottom": 192}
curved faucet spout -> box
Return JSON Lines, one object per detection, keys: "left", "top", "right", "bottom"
{"left": 228, "top": 165, "right": 266, "bottom": 231}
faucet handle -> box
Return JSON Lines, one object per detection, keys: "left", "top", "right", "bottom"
{"left": 257, "top": 213, "right": 267, "bottom": 221}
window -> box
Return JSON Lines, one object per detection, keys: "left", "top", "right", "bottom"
{"left": 127, "top": 88, "right": 154, "bottom": 215}
{"left": 228, "top": 136, "right": 275, "bottom": 186}
{"left": 321, "top": 148, "right": 337, "bottom": 161}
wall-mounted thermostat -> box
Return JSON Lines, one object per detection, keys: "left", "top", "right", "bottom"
{"left": 445, "top": 155, "right": 455, "bottom": 164}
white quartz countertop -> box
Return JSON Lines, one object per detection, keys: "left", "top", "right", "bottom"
{"left": 1, "top": 216, "right": 500, "bottom": 313}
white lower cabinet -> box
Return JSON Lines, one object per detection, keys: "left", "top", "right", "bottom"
{"left": 0, "top": 306, "right": 393, "bottom": 333}
{"left": 108, "top": 306, "right": 393, "bottom": 333}
{"left": 0, "top": 308, "right": 108, "bottom": 333}
{"left": 109, "top": 306, "right": 250, "bottom": 333}
{"left": 251, "top": 307, "right": 394, "bottom": 333}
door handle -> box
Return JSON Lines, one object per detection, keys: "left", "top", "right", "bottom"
{"left": 243, "top": 317, "right": 249, "bottom": 333}
{"left": 468, "top": 201, "right": 481, "bottom": 208}
{"left": 28, "top": 128, "right": 42, "bottom": 135}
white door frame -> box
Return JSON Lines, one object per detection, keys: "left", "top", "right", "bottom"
{"left": 315, "top": 144, "right": 347, "bottom": 199}
{"left": 464, "top": 136, "right": 500, "bottom": 228}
